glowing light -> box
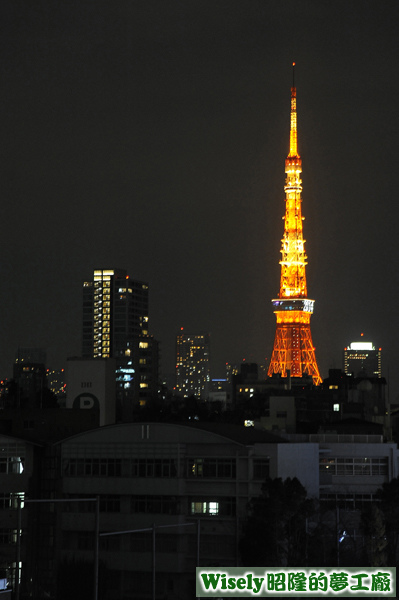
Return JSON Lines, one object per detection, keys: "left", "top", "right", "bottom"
{"left": 348, "top": 342, "right": 374, "bottom": 351}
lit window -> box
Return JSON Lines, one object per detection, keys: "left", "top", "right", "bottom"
{"left": 208, "top": 502, "right": 218, "bottom": 515}
{"left": 190, "top": 501, "right": 219, "bottom": 516}
{"left": 333, "top": 404, "right": 340, "bottom": 412}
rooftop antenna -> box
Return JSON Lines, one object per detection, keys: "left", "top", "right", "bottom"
{"left": 292, "top": 62, "right": 295, "bottom": 88}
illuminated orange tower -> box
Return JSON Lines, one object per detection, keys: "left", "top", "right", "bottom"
{"left": 267, "top": 65, "right": 322, "bottom": 385}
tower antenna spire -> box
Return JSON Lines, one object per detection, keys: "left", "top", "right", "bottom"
{"left": 268, "top": 66, "right": 322, "bottom": 386}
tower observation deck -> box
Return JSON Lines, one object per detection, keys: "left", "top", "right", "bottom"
{"left": 267, "top": 65, "right": 322, "bottom": 385}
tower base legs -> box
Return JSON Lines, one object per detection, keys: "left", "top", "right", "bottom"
{"left": 268, "top": 322, "right": 322, "bottom": 385}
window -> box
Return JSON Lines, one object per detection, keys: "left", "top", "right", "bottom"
{"left": 63, "top": 458, "right": 122, "bottom": 477}
{"left": 131, "top": 495, "right": 181, "bottom": 515}
{"left": 320, "top": 493, "right": 376, "bottom": 510}
{"left": 191, "top": 501, "right": 218, "bottom": 516}
{"left": 0, "top": 528, "right": 18, "bottom": 544}
{"left": 253, "top": 458, "right": 270, "bottom": 480}
{"left": 319, "top": 457, "right": 388, "bottom": 477}
{"left": 200, "top": 534, "right": 233, "bottom": 556}
{"left": 189, "top": 497, "right": 236, "bottom": 517}
{"left": 187, "top": 458, "right": 236, "bottom": 479}
{"left": 63, "top": 457, "right": 178, "bottom": 478}
{"left": 0, "top": 445, "right": 25, "bottom": 474}
{"left": 130, "top": 533, "right": 178, "bottom": 553}
{"left": 100, "top": 534, "right": 120, "bottom": 552}
{"left": 0, "top": 493, "right": 24, "bottom": 509}
{"left": 131, "top": 458, "right": 177, "bottom": 478}
{"left": 100, "top": 495, "right": 120, "bottom": 513}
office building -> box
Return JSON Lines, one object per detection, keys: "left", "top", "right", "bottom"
{"left": 344, "top": 340, "right": 382, "bottom": 378}
{"left": 176, "top": 333, "right": 210, "bottom": 400}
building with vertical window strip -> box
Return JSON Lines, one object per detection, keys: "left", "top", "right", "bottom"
{"left": 82, "top": 269, "right": 149, "bottom": 360}
{"left": 81, "top": 269, "right": 158, "bottom": 416}
{"left": 175, "top": 332, "right": 210, "bottom": 399}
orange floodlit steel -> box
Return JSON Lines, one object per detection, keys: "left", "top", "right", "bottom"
{"left": 268, "top": 65, "right": 322, "bottom": 385}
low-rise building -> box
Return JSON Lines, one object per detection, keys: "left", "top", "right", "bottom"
{"left": 12, "top": 423, "right": 399, "bottom": 597}
{"left": 51, "top": 423, "right": 317, "bottom": 599}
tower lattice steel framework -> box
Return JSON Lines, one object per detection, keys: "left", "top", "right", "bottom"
{"left": 267, "top": 65, "right": 322, "bottom": 385}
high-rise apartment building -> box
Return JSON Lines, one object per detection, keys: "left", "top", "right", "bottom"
{"left": 176, "top": 333, "right": 210, "bottom": 399}
{"left": 82, "top": 269, "right": 149, "bottom": 359}
{"left": 82, "top": 269, "right": 158, "bottom": 415}
{"left": 344, "top": 339, "right": 382, "bottom": 378}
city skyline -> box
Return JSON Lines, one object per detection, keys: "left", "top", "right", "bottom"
{"left": 1, "top": 2, "right": 399, "bottom": 395}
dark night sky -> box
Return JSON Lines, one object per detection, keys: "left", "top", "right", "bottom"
{"left": 1, "top": 1, "right": 399, "bottom": 396}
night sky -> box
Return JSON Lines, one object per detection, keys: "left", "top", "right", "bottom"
{"left": 1, "top": 1, "right": 399, "bottom": 397}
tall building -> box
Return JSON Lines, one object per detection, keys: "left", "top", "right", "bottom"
{"left": 268, "top": 65, "right": 322, "bottom": 385}
{"left": 175, "top": 332, "right": 210, "bottom": 399}
{"left": 13, "top": 348, "right": 47, "bottom": 407}
{"left": 46, "top": 368, "right": 66, "bottom": 402}
{"left": 82, "top": 269, "right": 149, "bottom": 359}
{"left": 82, "top": 269, "right": 158, "bottom": 415}
{"left": 344, "top": 339, "right": 382, "bottom": 378}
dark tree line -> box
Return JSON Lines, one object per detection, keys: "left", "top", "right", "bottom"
{"left": 240, "top": 476, "right": 399, "bottom": 568}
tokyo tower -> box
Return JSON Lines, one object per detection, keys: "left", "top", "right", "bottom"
{"left": 267, "top": 65, "right": 322, "bottom": 385}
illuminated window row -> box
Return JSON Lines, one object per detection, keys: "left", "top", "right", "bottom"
{"left": 190, "top": 497, "right": 236, "bottom": 517}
